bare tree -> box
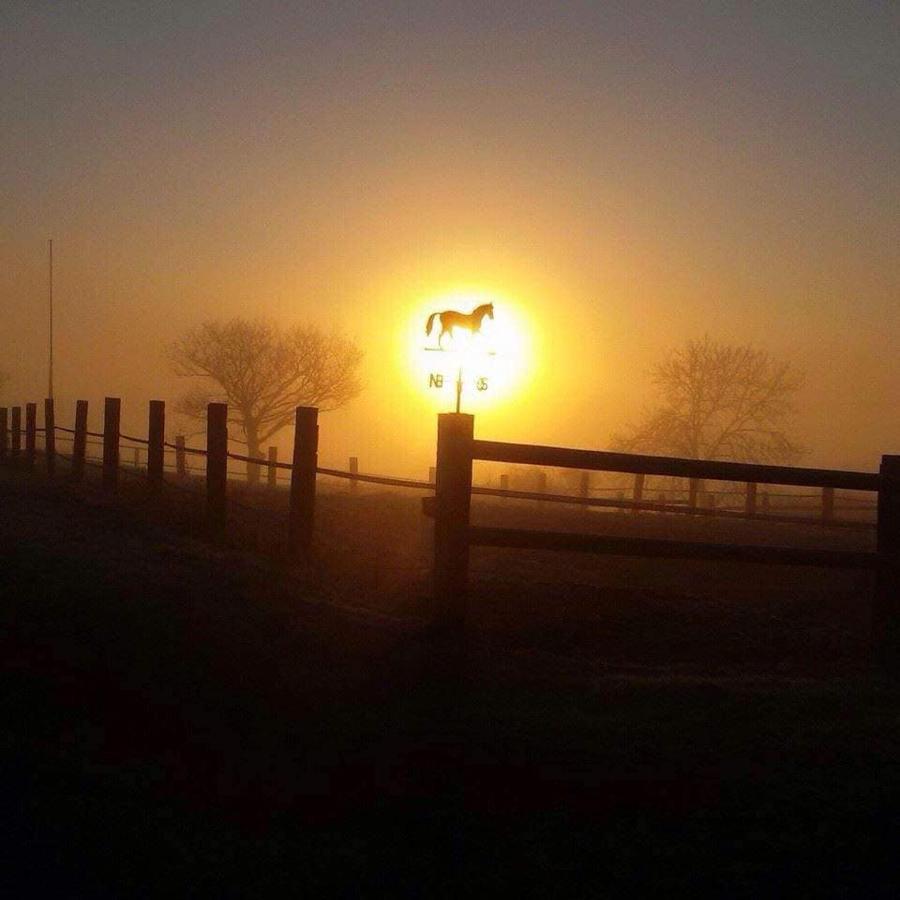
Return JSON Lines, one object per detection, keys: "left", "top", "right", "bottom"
{"left": 612, "top": 336, "right": 805, "bottom": 465}
{"left": 169, "top": 319, "right": 362, "bottom": 482}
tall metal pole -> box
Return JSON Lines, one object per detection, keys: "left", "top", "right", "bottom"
{"left": 48, "top": 238, "right": 53, "bottom": 399}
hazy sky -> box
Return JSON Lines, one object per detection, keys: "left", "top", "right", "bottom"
{"left": 2, "top": 1, "right": 898, "bottom": 473}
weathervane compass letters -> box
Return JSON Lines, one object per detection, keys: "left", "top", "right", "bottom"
{"left": 423, "top": 302, "right": 496, "bottom": 412}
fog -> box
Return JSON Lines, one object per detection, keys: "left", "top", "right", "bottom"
{"left": 3, "top": 3, "right": 898, "bottom": 475}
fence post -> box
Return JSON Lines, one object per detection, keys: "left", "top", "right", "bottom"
{"left": 349, "top": 455, "right": 359, "bottom": 494}
{"left": 267, "top": 447, "right": 278, "bottom": 489}
{"left": 434, "top": 412, "right": 474, "bottom": 627}
{"left": 288, "top": 407, "right": 318, "bottom": 556}
{"left": 25, "top": 403, "right": 36, "bottom": 469}
{"left": 44, "top": 398, "right": 55, "bottom": 477}
{"left": 72, "top": 400, "right": 88, "bottom": 482}
{"left": 822, "top": 486, "right": 835, "bottom": 524}
{"left": 745, "top": 482, "right": 757, "bottom": 518}
{"left": 206, "top": 403, "right": 228, "bottom": 537}
{"left": 875, "top": 455, "right": 900, "bottom": 673}
{"left": 103, "top": 397, "right": 121, "bottom": 494}
{"left": 579, "top": 470, "right": 590, "bottom": 517}
{"left": 0, "top": 408, "right": 7, "bottom": 462}
{"left": 11, "top": 406, "right": 21, "bottom": 459}
{"left": 147, "top": 400, "right": 165, "bottom": 490}
{"left": 631, "top": 473, "right": 645, "bottom": 515}
{"left": 688, "top": 478, "right": 699, "bottom": 514}
{"left": 175, "top": 436, "right": 186, "bottom": 478}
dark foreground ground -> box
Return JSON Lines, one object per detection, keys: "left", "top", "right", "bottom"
{"left": 3, "top": 471, "right": 900, "bottom": 896}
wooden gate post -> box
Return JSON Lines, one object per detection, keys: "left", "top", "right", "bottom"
{"left": 24, "top": 403, "right": 36, "bottom": 469}
{"left": 147, "top": 401, "right": 165, "bottom": 490}
{"left": 0, "top": 408, "right": 7, "bottom": 462}
{"left": 102, "top": 397, "right": 121, "bottom": 493}
{"left": 73, "top": 400, "right": 88, "bottom": 482}
{"left": 433, "top": 412, "right": 474, "bottom": 627}
{"left": 206, "top": 403, "right": 228, "bottom": 537}
{"left": 875, "top": 455, "right": 900, "bottom": 674}
{"left": 44, "top": 398, "right": 55, "bottom": 477}
{"left": 349, "top": 456, "right": 359, "bottom": 494}
{"left": 288, "top": 406, "right": 318, "bottom": 556}
{"left": 267, "top": 447, "right": 278, "bottom": 489}
{"left": 10, "top": 406, "right": 21, "bottom": 459}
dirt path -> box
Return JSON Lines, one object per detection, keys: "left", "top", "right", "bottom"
{"left": 3, "top": 473, "right": 899, "bottom": 896}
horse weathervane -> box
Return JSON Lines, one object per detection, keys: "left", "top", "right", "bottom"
{"left": 425, "top": 302, "right": 494, "bottom": 350}
{"left": 423, "top": 301, "right": 496, "bottom": 413}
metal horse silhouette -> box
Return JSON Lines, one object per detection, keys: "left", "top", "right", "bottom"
{"left": 425, "top": 302, "right": 494, "bottom": 349}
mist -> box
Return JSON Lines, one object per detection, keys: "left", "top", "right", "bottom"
{"left": 3, "top": 2, "right": 898, "bottom": 474}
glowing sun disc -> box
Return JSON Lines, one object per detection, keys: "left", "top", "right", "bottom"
{"left": 408, "top": 291, "right": 530, "bottom": 409}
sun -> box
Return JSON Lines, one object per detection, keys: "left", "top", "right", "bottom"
{"left": 406, "top": 290, "right": 531, "bottom": 411}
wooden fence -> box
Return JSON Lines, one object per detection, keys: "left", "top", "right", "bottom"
{"left": 430, "top": 413, "right": 898, "bottom": 664}
{"left": 0, "top": 397, "right": 436, "bottom": 555}
{"left": 1, "top": 399, "right": 897, "bottom": 665}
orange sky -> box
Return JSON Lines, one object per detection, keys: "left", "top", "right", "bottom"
{"left": 2, "top": 3, "right": 898, "bottom": 475}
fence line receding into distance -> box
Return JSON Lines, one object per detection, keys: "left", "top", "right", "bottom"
{"left": 0, "top": 398, "right": 896, "bottom": 668}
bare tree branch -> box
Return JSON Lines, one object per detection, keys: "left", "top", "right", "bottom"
{"left": 611, "top": 335, "right": 806, "bottom": 465}
{"left": 168, "top": 318, "right": 363, "bottom": 482}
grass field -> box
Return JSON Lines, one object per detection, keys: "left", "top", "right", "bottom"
{"left": 3, "top": 464, "right": 899, "bottom": 896}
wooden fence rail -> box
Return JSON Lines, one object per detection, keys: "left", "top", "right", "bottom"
{"left": 471, "top": 438, "right": 880, "bottom": 492}
{"left": 0, "top": 397, "right": 326, "bottom": 556}
{"left": 1, "top": 400, "right": 895, "bottom": 667}
{"left": 434, "top": 413, "right": 896, "bottom": 669}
